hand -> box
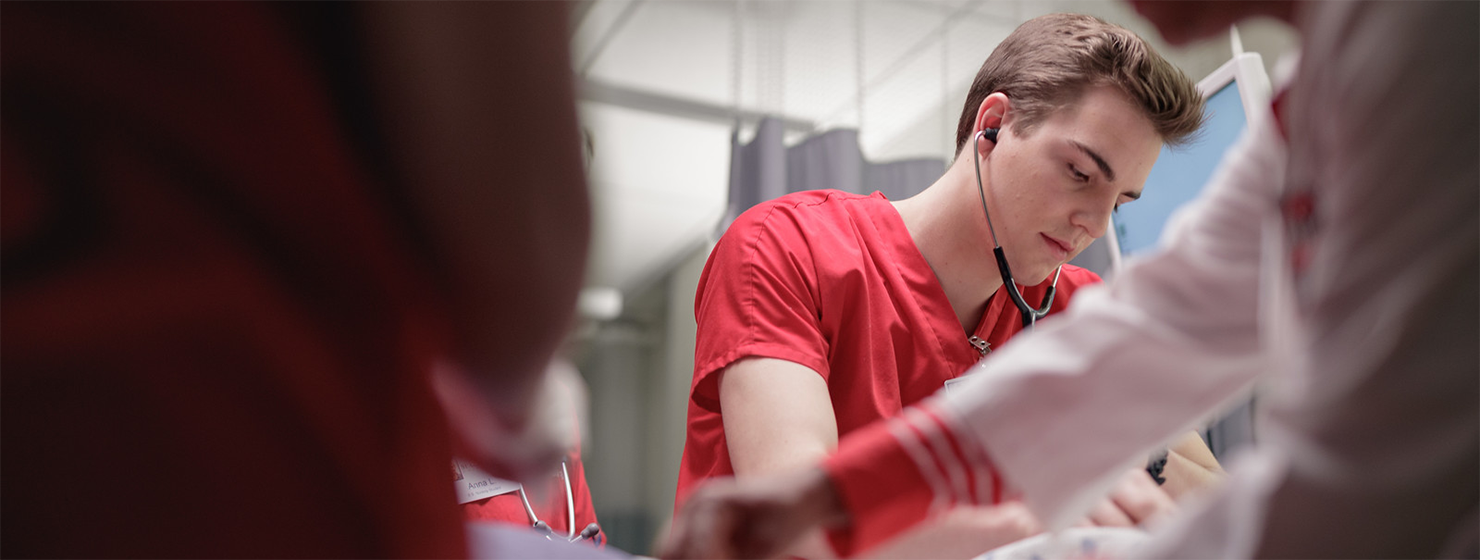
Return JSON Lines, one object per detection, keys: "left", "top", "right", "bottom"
{"left": 858, "top": 502, "right": 1043, "bottom": 560}
{"left": 662, "top": 468, "right": 846, "bottom": 560}
{"left": 1079, "top": 468, "right": 1177, "bottom": 528}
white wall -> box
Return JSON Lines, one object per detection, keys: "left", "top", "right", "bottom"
{"left": 580, "top": 101, "right": 729, "bottom": 295}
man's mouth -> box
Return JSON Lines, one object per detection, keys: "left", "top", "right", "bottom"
{"left": 1041, "top": 233, "right": 1072, "bottom": 259}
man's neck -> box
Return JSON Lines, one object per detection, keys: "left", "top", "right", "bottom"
{"left": 892, "top": 161, "right": 1004, "bottom": 334}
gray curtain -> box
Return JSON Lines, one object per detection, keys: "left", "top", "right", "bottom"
{"left": 721, "top": 117, "right": 945, "bottom": 233}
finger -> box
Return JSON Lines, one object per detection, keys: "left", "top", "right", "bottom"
{"left": 734, "top": 499, "right": 811, "bottom": 559}
{"left": 663, "top": 501, "right": 707, "bottom": 559}
{"left": 735, "top": 508, "right": 784, "bottom": 559}
{"left": 708, "top": 505, "right": 743, "bottom": 559}
{"left": 660, "top": 498, "right": 700, "bottom": 559}
{"left": 988, "top": 502, "right": 1044, "bottom": 537}
{"left": 708, "top": 498, "right": 740, "bottom": 559}
{"left": 1109, "top": 470, "right": 1177, "bottom": 525}
{"left": 1086, "top": 498, "right": 1135, "bottom": 527}
{"left": 665, "top": 489, "right": 730, "bottom": 559}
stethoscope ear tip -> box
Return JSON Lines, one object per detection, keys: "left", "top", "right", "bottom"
{"left": 570, "top": 523, "right": 601, "bottom": 544}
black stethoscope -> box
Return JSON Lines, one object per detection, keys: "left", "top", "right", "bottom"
{"left": 972, "top": 128, "right": 1062, "bottom": 330}
{"left": 518, "top": 460, "right": 602, "bottom": 544}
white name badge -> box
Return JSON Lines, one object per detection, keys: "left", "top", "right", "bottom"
{"left": 453, "top": 459, "right": 522, "bottom": 504}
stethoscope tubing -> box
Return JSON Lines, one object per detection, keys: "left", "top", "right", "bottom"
{"left": 973, "top": 129, "right": 1061, "bottom": 329}
{"left": 518, "top": 460, "right": 579, "bottom": 541}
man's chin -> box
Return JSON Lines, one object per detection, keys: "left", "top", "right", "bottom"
{"left": 1017, "top": 269, "right": 1054, "bottom": 288}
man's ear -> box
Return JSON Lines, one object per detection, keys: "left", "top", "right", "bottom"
{"left": 974, "top": 92, "right": 1011, "bottom": 144}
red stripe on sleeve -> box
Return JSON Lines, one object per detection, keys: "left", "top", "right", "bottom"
{"left": 900, "top": 412, "right": 956, "bottom": 506}
{"left": 916, "top": 404, "right": 980, "bottom": 506}
{"left": 921, "top": 399, "right": 1011, "bottom": 505}
{"left": 821, "top": 416, "right": 937, "bottom": 557}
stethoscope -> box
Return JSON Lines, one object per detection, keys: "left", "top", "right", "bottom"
{"left": 517, "top": 460, "right": 602, "bottom": 544}
{"left": 972, "top": 127, "right": 1062, "bottom": 330}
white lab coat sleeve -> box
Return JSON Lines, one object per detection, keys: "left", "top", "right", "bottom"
{"left": 937, "top": 118, "right": 1288, "bottom": 529}
{"left": 1147, "top": 2, "right": 1480, "bottom": 557}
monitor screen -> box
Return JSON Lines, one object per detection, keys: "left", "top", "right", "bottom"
{"left": 1112, "top": 80, "right": 1250, "bottom": 255}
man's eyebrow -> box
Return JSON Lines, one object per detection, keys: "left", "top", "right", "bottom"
{"left": 1071, "top": 140, "right": 1116, "bottom": 182}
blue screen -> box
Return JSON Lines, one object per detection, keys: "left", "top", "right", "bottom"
{"left": 1113, "top": 82, "right": 1247, "bottom": 255}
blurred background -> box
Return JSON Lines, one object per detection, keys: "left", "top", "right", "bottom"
{"left": 563, "top": 1, "right": 1297, "bottom": 554}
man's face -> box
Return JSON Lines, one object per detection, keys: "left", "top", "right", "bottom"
{"left": 980, "top": 85, "right": 1163, "bottom": 284}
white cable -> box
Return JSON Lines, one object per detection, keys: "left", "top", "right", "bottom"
{"left": 562, "top": 461, "right": 576, "bottom": 540}
{"left": 516, "top": 486, "right": 539, "bottom": 527}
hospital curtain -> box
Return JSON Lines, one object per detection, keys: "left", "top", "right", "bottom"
{"left": 720, "top": 117, "right": 946, "bottom": 233}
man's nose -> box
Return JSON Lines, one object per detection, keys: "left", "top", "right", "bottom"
{"left": 1070, "top": 198, "right": 1115, "bottom": 240}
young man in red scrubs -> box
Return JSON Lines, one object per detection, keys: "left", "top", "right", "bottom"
{"left": 666, "top": 2, "right": 1477, "bottom": 559}
{"left": 673, "top": 12, "right": 1205, "bottom": 556}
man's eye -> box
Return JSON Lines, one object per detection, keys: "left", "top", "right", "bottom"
{"left": 1069, "top": 164, "right": 1090, "bottom": 183}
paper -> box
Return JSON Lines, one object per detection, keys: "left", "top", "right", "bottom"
{"left": 454, "top": 459, "right": 522, "bottom": 504}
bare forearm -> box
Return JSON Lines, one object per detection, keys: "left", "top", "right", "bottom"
{"left": 720, "top": 358, "right": 842, "bottom": 556}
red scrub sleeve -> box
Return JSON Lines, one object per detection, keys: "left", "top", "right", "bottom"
{"left": 821, "top": 418, "right": 937, "bottom": 556}
{"left": 821, "top": 401, "right": 1007, "bottom": 557}
{"left": 690, "top": 203, "right": 831, "bottom": 412}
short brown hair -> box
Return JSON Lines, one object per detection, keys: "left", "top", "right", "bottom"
{"left": 954, "top": 13, "right": 1204, "bottom": 154}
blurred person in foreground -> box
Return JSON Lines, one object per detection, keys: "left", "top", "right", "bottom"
{"left": 663, "top": 1, "right": 1478, "bottom": 558}
{"left": 3, "top": 2, "right": 594, "bottom": 557}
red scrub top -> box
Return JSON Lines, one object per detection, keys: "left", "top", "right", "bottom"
{"left": 674, "top": 190, "right": 1101, "bottom": 509}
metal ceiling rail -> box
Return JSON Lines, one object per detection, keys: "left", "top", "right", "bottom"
{"left": 579, "top": 77, "right": 817, "bottom": 135}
